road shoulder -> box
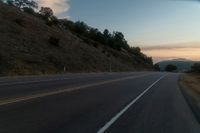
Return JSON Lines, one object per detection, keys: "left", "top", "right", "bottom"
{"left": 179, "top": 74, "right": 200, "bottom": 123}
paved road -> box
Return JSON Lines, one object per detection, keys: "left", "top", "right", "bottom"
{"left": 0, "top": 72, "right": 199, "bottom": 133}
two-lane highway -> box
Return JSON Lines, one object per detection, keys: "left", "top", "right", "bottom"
{"left": 0, "top": 72, "right": 199, "bottom": 133}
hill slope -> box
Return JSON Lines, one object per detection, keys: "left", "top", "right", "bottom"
{"left": 0, "top": 3, "right": 152, "bottom": 75}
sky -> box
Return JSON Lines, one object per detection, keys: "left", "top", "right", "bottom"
{"left": 38, "top": 0, "right": 200, "bottom": 63}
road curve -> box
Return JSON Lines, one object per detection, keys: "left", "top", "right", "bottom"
{"left": 0, "top": 72, "right": 199, "bottom": 133}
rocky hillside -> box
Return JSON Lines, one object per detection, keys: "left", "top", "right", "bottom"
{"left": 0, "top": 3, "right": 153, "bottom": 75}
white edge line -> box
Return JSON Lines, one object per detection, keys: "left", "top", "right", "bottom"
{"left": 97, "top": 74, "right": 166, "bottom": 133}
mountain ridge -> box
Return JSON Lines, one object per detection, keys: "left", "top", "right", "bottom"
{"left": 157, "top": 59, "right": 199, "bottom": 72}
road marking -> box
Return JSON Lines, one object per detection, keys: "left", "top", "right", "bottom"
{"left": 0, "top": 74, "right": 151, "bottom": 106}
{"left": 0, "top": 77, "right": 89, "bottom": 86}
{"left": 97, "top": 75, "right": 166, "bottom": 133}
{"left": 0, "top": 73, "right": 147, "bottom": 86}
{"left": 0, "top": 74, "right": 120, "bottom": 86}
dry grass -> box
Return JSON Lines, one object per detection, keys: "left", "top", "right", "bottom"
{"left": 181, "top": 74, "right": 200, "bottom": 104}
{"left": 0, "top": 3, "right": 152, "bottom": 76}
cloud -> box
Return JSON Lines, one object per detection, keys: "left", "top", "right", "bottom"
{"left": 141, "top": 42, "right": 200, "bottom": 51}
{"left": 37, "top": 0, "right": 70, "bottom": 17}
{"left": 140, "top": 42, "right": 200, "bottom": 63}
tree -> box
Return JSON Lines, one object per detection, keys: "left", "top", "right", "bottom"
{"left": 39, "top": 7, "right": 54, "bottom": 20}
{"left": 165, "top": 64, "right": 177, "bottom": 72}
{"left": 59, "top": 19, "right": 75, "bottom": 31}
{"left": 191, "top": 63, "right": 200, "bottom": 73}
{"left": 22, "top": 7, "right": 35, "bottom": 14}
{"left": 103, "top": 29, "right": 111, "bottom": 38}
{"left": 5, "top": 0, "right": 14, "bottom": 5}
{"left": 111, "top": 32, "right": 129, "bottom": 50}
{"left": 102, "top": 29, "right": 112, "bottom": 45}
{"left": 154, "top": 64, "right": 160, "bottom": 71}
{"left": 8, "top": 0, "right": 38, "bottom": 9}
{"left": 39, "top": 7, "right": 58, "bottom": 26}
{"left": 74, "top": 21, "right": 88, "bottom": 35}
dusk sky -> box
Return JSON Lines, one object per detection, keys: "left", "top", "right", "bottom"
{"left": 38, "top": 0, "right": 200, "bottom": 63}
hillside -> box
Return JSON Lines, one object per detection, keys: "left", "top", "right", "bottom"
{"left": 0, "top": 3, "right": 153, "bottom": 76}
{"left": 157, "top": 59, "right": 198, "bottom": 72}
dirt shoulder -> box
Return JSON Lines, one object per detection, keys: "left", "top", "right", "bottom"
{"left": 180, "top": 74, "right": 200, "bottom": 122}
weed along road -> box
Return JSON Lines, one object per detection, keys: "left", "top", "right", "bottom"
{"left": 0, "top": 72, "right": 199, "bottom": 133}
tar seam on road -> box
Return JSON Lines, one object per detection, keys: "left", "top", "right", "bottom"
{"left": 0, "top": 74, "right": 152, "bottom": 106}
{"left": 97, "top": 74, "right": 166, "bottom": 133}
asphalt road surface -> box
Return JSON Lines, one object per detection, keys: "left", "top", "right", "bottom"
{"left": 0, "top": 72, "right": 199, "bottom": 133}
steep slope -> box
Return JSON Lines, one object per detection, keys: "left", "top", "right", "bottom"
{"left": 0, "top": 3, "right": 152, "bottom": 75}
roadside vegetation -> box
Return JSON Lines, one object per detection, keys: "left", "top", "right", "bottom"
{"left": 2, "top": 0, "right": 152, "bottom": 64}
{"left": 0, "top": 0, "right": 153, "bottom": 75}
{"left": 165, "top": 64, "right": 177, "bottom": 72}
{"left": 180, "top": 63, "right": 200, "bottom": 120}
{"left": 154, "top": 64, "right": 160, "bottom": 71}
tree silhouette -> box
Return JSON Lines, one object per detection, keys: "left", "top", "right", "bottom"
{"left": 165, "top": 64, "right": 177, "bottom": 72}
{"left": 8, "top": 0, "right": 38, "bottom": 9}
{"left": 39, "top": 7, "right": 54, "bottom": 20}
{"left": 74, "top": 21, "right": 88, "bottom": 35}
{"left": 191, "top": 63, "right": 200, "bottom": 73}
{"left": 154, "top": 64, "right": 160, "bottom": 71}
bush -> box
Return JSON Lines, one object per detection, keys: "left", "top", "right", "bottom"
{"left": 23, "top": 7, "right": 35, "bottom": 15}
{"left": 13, "top": 18, "right": 24, "bottom": 26}
{"left": 45, "top": 17, "right": 59, "bottom": 26}
{"left": 154, "top": 64, "right": 160, "bottom": 71}
{"left": 191, "top": 63, "right": 200, "bottom": 73}
{"left": 48, "top": 37, "right": 60, "bottom": 47}
{"left": 165, "top": 64, "right": 177, "bottom": 72}
{"left": 45, "top": 20, "right": 54, "bottom": 26}
{"left": 51, "top": 16, "right": 59, "bottom": 25}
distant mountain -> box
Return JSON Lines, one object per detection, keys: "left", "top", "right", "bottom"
{"left": 171, "top": 58, "right": 192, "bottom": 61}
{"left": 157, "top": 59, "right": 199, "bottom": 72}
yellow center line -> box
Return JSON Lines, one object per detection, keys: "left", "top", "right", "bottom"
{"left": 0, "top": 74, "right": 152, "bottom": 106}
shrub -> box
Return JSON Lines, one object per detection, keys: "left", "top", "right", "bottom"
{"left": 39, "top": 7, "right": 53, "bottom": 20}
{"left": 92, "top": 42, "right": 98, "bottom": 48}
{"left": 45, "top": 20, "right": 54, "bottom": 26}
{"left": 23, "top": 7, "right": 35, "bottom": 14}
{"left": 191, "top": 63, "right": 200, "bottom": 73}
{"left": 154, "top": 64, "right": 160, "bottom": 71}
{"left": 165, "top": 64, "right": 177, "bottom": 72}
{"left": 44, "top": 17, "right": 58, "bottom": 26}
{"left": 14, "top": 18, "right": 24, "bottom": 26}
{"left": 48, "top": 37, "right": 60, "bottom": 47}
{"left": 51, "top": 16, "right": 59, "bottom": 25}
